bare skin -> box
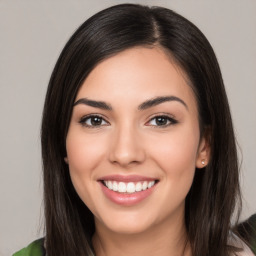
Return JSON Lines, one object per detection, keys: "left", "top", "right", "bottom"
{"left": 92, "top": 209, "right": 191, "bottom": 256}
{"left": 66, "top": 47, "right": 210, "bottom": 256}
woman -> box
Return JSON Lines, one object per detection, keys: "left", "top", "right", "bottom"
{"left": 13, "top": 4, "right": 254, "bottom": 256}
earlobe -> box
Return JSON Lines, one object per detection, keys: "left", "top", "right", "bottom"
{"left": 64, "top": 157, "right": 69, "bottom": 164}
{"left": 196, "top": 158, "right": 208, "bottom": 169}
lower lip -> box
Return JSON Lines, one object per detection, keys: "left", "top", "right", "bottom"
{"left": 99, "top": 182, "right": 157, "bottom": 206}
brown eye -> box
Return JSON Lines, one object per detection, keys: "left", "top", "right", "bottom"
{"left": 80, "top": 115, "right": 108, "bottom": 127}
{"left": 90, "top": 116, "right": 103, "bottom": 126}
{"left": 147, "top": 115, "right": 177, "bottom": 127}
{"left": 155, "top": 116, "right": 168, "bottom": 126}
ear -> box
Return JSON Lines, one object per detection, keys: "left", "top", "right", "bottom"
{"left": 196, "top": 131, "right": 211, "bottom": 169}
{"left": 64, "top": 157, "right": 69, "bottom": 164}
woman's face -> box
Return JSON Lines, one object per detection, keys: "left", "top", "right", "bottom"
{"left": 66, "top": 47, "right": 208, "bottom": 235}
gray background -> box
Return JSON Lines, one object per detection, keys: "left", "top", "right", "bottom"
{"left": 0, "top": 1, "right": 255, "bottom": 255}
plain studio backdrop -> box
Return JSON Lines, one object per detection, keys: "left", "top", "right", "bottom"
{"left": 0, "top": 0, "right": 255, "bottom": 255}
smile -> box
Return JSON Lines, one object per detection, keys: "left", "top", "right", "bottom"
{"left": 103, "top": 180, "right": 156, "bottom": 193}
{"left": 98, "top": 175, "right": 159, "bottom": 206}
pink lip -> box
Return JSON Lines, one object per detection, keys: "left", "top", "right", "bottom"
{"left": 98, "top": 175, "right": 158, "bottom": 206}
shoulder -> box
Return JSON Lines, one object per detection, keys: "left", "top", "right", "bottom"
{"left": 13, "top": 238, "right": 45, "bottom": 256}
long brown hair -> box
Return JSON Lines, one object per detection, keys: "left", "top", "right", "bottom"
{"left": 41, "top": 4, "right": 241, "bottom": 256}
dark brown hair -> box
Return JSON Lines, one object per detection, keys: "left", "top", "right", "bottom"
{"left": 41, "top": 4, "right": 241, "bottom": 256}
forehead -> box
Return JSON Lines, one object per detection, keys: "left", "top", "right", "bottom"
{"left": 76, "top": 47, "right": 197, "bottom": 112}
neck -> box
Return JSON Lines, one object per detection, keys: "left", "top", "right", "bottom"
{"left": 92, "top": 212, "right": 191, "bottom": 256}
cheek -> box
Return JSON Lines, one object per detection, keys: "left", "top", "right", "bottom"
{"left": 148, "top": 126, "right": 200, "bottom": 186}
{"left": 154, "top": 127, "right": 198, "bottom": 157}
{"left": 66, "top": 132, "right": 106, "bottom": 177}
{"left": 147, "top": 129, "right": 199, "bottom": 216}
{"left": 65, "top": 131, "right": 108, "bottom": 206}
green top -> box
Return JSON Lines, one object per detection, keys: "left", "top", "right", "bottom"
{"left": 13, "top": 239, "right": 44, "bottom": 256}
{"left": 12, "top": 226, "right": 256, "bottom": 255}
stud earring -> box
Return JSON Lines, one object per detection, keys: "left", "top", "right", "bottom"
{"left": 202, "top": 160, "right": 205, "bottom": 165}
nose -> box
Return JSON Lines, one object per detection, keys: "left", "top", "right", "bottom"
{"left": 108, "top": 125, "right": 146, "bottom": 167}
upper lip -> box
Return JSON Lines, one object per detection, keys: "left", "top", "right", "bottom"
{"left": 98, "top": 175, "right": 158, "bottom": 182}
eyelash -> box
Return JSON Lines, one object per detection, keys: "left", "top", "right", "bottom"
{"left": 146, "top": 114, "right": 178, "bottom": 127}
{"left": 79, "top": 114, "right": 109, "bottom": 128}
{"left": 79, "top": 114, "right": 178, "bottom": 128}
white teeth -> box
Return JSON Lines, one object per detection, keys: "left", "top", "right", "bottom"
{"left": 148, "top": 181, "right": 154, "bottom": 188}
{"left": 112, "top": 181, "right": 118, "bottom": 191}
{"left": 108, "top": 181, "right": 113, "bottom": 190}
{"left": 103, "top": 180, "right": 156, "bottom": 193}
{"left": 135, "top": 182, "right": 142, "bottom": 192}
{"left": 118, "top": 182, "right": 126, "bottom": 193}
{"left": 127, "top": 182, "right": 136, "bottom": 193}
{"left": 142, "top": 181, "right": 148, "bottom": 190}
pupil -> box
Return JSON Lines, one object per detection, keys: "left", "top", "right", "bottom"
{"left": 91, "top": 117, "right": 102, "bottom": 126}
{"left": 156, "top": 117, "right": 167, "bottom": 125}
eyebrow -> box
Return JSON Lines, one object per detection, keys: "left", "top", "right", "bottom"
{"left": 73, "top": 95, "right": 188, "bottom": 111}
{"left": 73, "top": 98, "right": 112, "bottom": 110}
{"left": 138, "top": 96, "right": 188, "bottom": 110}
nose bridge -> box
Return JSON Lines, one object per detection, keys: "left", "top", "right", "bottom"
{"left": 109, "top": 120, "right": 145, "bottom": 166}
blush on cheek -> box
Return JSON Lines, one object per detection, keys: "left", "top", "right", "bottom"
{"left": 66, "top": 133, "right": 107, "bottom": 172}
{"left": 68, "top": 164, "right": 92, "bottom": 205}
{"left": 151, "top": 134, "right": 198, "bottom": 185}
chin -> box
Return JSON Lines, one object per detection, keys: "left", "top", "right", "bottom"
{"left": 95, "top": 209, "right": 160, "bottom": 235}
{"left": 105, "top": 221, "right": 152, "bottom": 235}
